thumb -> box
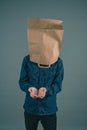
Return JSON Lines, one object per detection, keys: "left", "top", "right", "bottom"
{"left": 29, "top": 88, "right": 32, "bottom": 93}
{"left": 42, "top": 88, "right": 47, "bottom": 92}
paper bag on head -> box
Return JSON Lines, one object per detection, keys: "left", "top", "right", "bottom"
{"left": 27, "top": 18, "right": 64, "bottom": 67}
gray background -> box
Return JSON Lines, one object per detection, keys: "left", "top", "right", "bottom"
{"left": 0, "top": 0, "right": 87, "bottom": 130}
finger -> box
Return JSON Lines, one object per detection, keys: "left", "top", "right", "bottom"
{"left": 31, "top": 92, "right": 38, "bottom": 98}
{"left": 38, "top": 92, "right": 43, "bottom": 97}
{"left": 29, "top": 88, "right": 32, "bottom": 93}
{"left": 31, "top": 94, "right": 37, "bottom": 98}
{"left": 39, "top": 93, "right": 45, "bottom": 99}
{"left": 40, "top": 95, "right": 45, "bottom": 99}
{"left": 30, "top": 94, "right": 34, "bottom": 98}
{"left": 34, "top": 94, "right": 38, "bottom": 98}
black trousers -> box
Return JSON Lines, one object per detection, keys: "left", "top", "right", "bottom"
{"left": 24, "top": 111, "right": 57, "bottom": 130}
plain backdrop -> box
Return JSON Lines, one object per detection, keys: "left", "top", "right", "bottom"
{"left": 0, "top": 0, "right": 87, "bottom": 130}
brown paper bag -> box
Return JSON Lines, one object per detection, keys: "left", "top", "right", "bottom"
{"left": 27, "top": 18, "right": 64, "bottom": 66}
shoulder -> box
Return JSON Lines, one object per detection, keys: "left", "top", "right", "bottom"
{"left": 23, "top": 55, "right": 36, "bottom": 66}
{"left": 21, "top": 55, "right": 30, "bottom": 66}
{"left": 51, "top": 57, "right": 64, "bottom": 70}
{"left": 57, "top": 57, "right": 64, "bottom": 68}
{"left": 50, "top": 57, "right": 63, "bottom": 67}
{"left": 23, "top": 54, "right": 30, "bottom": 63}
{"left": 58, "top": 57, "right": 63, "bottom": 63}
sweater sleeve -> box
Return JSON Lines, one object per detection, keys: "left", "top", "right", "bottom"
{"left": 46, "top": 58, "right": 64, "bottom": 96}
{"left": 19, "top": 56, "right": 32, "bottom": 92}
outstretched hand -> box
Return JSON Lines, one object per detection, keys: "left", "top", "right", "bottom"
{"left": 28, "top": 87, "right": 47, "bottom": 99}
{"left": 38, "top": 87, "right": 47, "bottom": 99}
{"left": 28, "top": 87, "right": 38, "bottom": 98}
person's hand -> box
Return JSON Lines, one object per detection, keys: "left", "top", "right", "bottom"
{"left": 38, "top": 87, "right": 47, "bottom": 99}
{"left": 28, "top": 87, "right": 38, "bottom": 98}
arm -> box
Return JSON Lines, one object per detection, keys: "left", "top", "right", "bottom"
{"left": 19, "top": 56, "right": 32, "bottom": 92}
{"left": 46, "top": 58, "right": 64, "bottom": 96}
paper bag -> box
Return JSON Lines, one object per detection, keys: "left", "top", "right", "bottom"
{"left": 27, "top": 18, "right": 64, "bottom": 66}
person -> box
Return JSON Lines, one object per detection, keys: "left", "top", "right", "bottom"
{"left": 19, "top": 18, "right": 64, "bottom": 130}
